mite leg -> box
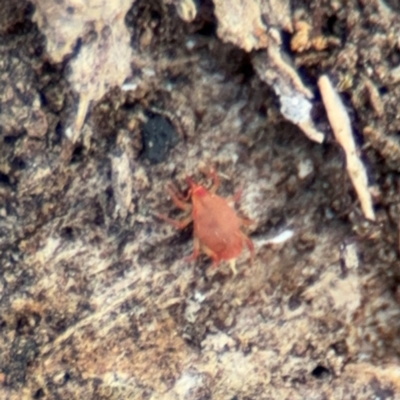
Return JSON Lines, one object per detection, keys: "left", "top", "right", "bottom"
{"left": 157, "top": 213, "right": 193, "bottom": 229}
{"left": 226, "top": 186, "right": 243, "bottom": 207}
{"left": 199, "top": 167, "right": 220, "bottom": 194}
{"left": 184, "top": 236, "right": 200, "bottom": 263}
{"left": 201, "top": 244, "right": 220, "bottom": 267}
{"left": 239, "top": 216, "right": 255, "bottom": 227}
{"left": 166, "top": 184, "right": 192, "bottom": 211}
{"left": 168, "top": 182, "right": 191, "bottom": 201}
{"left": 233, "top": 186, "right": 243, "bottom": 204}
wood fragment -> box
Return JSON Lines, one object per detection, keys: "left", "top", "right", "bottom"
{"left": 318, "top": 75, "right": 375, "bottom": 221}
{"left": 297, "top": 120, "right": 325, "bottom": 144}
{"left": 32, "top": 0, "right": 135, "bottom": 144}
{"left": 267, "top": 41, "right": 313, "bottom": 99}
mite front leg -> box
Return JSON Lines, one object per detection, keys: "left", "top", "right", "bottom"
{"left": 184, "top": 236, "right": 200, "bottom": 263}
{"left": 157, "top": 213, "right": 193, "bottom": 229}
{"left": 232, "top": 186, "right": 243, "bottom": 204}
{"left": 166, "top": 184, "right": 192, "bottom": 211}
{"left": 239, "top": 216, "right": 255, "bottom": 227}
{"left": 201, "top": 244, "right": 220, "bottom": 267}
{"left": 199, "top": 167, "right": 220, "bottom": 194}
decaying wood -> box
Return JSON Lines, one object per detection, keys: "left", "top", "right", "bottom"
{"left": 32, "top": 0, "right": 135, "bottom": 143}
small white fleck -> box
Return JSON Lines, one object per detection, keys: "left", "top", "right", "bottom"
{"left": 164, "top": 82, "right": 174, "bottom": 91}
{"left": 186, "top": 39, "right": 196, "bottom": 50}
{"left": 297, "top": 158, "right": 314, "bottom": 179}
{"left": 122, "top": 82, "right": 138, "bottom": 91}
{"left": 268, "top": 229, "right": 294, "bottom": 244}
{"left": 255, "top": 229, "right": 294, "bottom": 247}
{"left": 65, "top": 126, "right": 73, "bottom": 140}
{"left": 194, "top": 291, "right": 206, "bottom": 303}
{"left": 142, "top": 68, "right": 156, "bottom": 77}
{"left": 324, "top": 208, "right": 335, "bottom": 219}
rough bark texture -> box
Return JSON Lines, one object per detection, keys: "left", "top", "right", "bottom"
{"left": 1, "top": 0, "right": 400, "bottom": 399}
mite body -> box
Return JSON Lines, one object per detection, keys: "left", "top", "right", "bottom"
{"left": 158, "top": 169, "right": 254, "bottom": 273}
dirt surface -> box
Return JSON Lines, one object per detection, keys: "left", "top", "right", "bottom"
{"left": 1, "top": 0, "right": 400, "bottom": 399}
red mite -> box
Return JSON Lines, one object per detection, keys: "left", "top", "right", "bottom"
{"left": 157, "top": 169, "right": 254, "bottom": 274}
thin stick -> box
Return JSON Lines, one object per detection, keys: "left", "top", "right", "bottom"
{"left": 318, "top": 75, "right": 375, "bottom": 221}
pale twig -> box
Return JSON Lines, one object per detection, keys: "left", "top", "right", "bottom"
{"left": 318, "top": 75, "right": 375, "bottom": 221}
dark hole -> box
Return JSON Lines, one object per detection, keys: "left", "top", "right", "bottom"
{"left": 12, "top": 157, "right": 26, "bottom": 170}
{"left": 34, "top": 43, "right": 44, "bottom": 57}
{"left": 227, "top": 49, "right": 254, "bottom": 81}
{"left": 33, "top": 388, "right": 45, "bottom": 398}
{"left": 196, "top": 21, "right": 216, "bottom": 37}
{"left": 305, "top": 275, "right": 317, "bottom": 286}
{"left": 16, "top": 316, "right": 29, "bottom": 334}
{"left": 39, "top": 91, "right": 48, "bottom": 106}
{"left": 66, "top": 6, "right": 74, "bottom": 14}
{"left": 54, "top": 122, "right": 63, "bottom": 145}
{"left": 4, "top": 135, "right": 19, "bottom": 145}
{"left": 311, "top": 365, "right": 330, "bottom": 379}
{"left": 257, "top": 104, "right": 267, "bottom": 117}
{"left": 105, "top": 186, "right": 113, "bottom": 200}
{"left": 297, "top": 66, "right": 317, "bottom": 94}
{"left": 64, "top": 372, "right": 71, "bottom": 382}
{"left": 280, "top": 29, "right": 293, "bottom": 54}
{"left": 60, "top": 226, "right": 74, "bottom": 240}
{"left": 93, "top": 208, "right": 105, "bottom": 226}
{"left": 7, "top": 20, "right": 33, "bottom": 36}
{"left": 326, "top": 15, "right": 338, "bottom": 35}
{"left": 238, "top": 56, "right": 254, "bottom": 81}
{"left": 24, "top": 2, "right": 35, "bottom": 17}
{"left": 41, "top": 61, "right": 58, "bottom": 75}
{"left": 150, "top": 10, "right": 161, "bottom": 21}
{"left": 0, "top": 172, "right": 11, "bottom": 186}
{"left": 70, "top": 145, "right": 84, "bottom": 163}
{"left": 379, "top": 86, "right": 388, "bottom": 95}
{"left": 288, "top": 295, "right": 302, "bottom": 310}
